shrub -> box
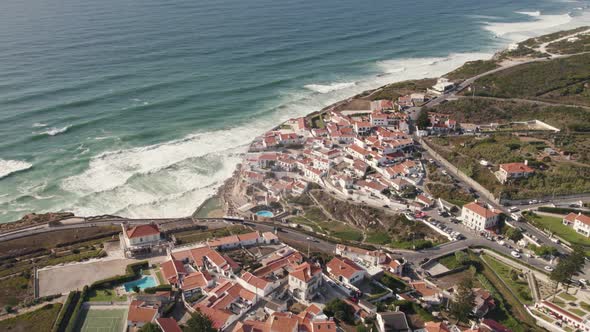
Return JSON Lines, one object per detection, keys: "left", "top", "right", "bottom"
{"left": 64, "top": 287, "right": 88, "bottom": 332}
{"left": 144, "top": 285, "right": 173, "bottom": 294}
{"left": 52, "top": 291, "right": 78, "bottom": 332}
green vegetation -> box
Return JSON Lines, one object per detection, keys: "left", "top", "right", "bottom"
{"left": 426, "top": 182, "right": 474, "bottom": 206}
{"left": 85, "top": 288, "right": 127, "bottom": 302}
{"left": 65, "top": 286, "right": 88, "bottom": 332}
{"left": 426, "top": 134, "right": 590, "bottom": 199}
{"left": 437, "top": 251, "right": 470, "bottom": 270}
{"left": 90, "top": 261, "right": 148, "bottom": 289}
{"left": 546, "top": 29, "right": 590, "bottom": 55}
{"left": 0, "top": 275, "right": 31, "bottom": 307}
{"left": 559, "top": 292, "right": 577, "bottom": 302}
{"left": 52, "top": 291, "right": 79, "bottom": 332}
{"left": 520, "top": 27, "right": 590, "bottom": 49}
{"left": 291, "top": 206, "right": 363, "bottom": 242}
{"left": 173, "top": 225, "right": 250, "bottom": 245}
{"left": 310, "top": 115, "right": 325, "bottom": 129}
{"left": 429, "top": 97, "right": 590, "bottom": 133}
{"left": 365, "top": 231, "right": 392, "bottom": 245}
{"left": 550, "top": 245, "right": 586, "bottom": 299}
{"left": 0, "top": 303, "right": 62, "bottom": 332}
{"left": 473, "top": 53, "right": 590, "bottom": 107}
{"left": 378, "top": 272, "right": 409, "bottom": 292}
{"left": 538, "top": 206, "right": 588, "bottom": 215}
{"left": 525, "top": 213, "right": 590, "bottom": 249}
{"left": 445, "top": 59, "right": 500, "bottom": 80}
{"left": 472, "top": 252, "right": 540, "bottom": 332}
{"left": 581, "top": 302, "right": 590, "bottom": 311}
{"left": 370, "top": 78, "right": 436, "bottom": 101}
{"left": 323, "top": 298, "right": 356, "bottom": 325}
{"left": 449, "top": 277, "right": 476, "bottom": 323}
{"left": 483, "top": 255, "right": 533, "bottom": 304}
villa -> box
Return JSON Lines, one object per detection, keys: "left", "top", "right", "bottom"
{"left": 288, "top": 262, "right": 323, "bottom": 301}
{"left": 327, "top": 257, "right": 367, "bottom": 287}
{"left": 497, "top": 162, "right": 534, "bottom": 183}
{"left": 120, "top": 223, "right": 168, "bottom": 258}
{"left": 461, "top": 201, "right": 500, "bottom": 231}
{"left": 564, "top": 212, "right": 590, "bottom": 237}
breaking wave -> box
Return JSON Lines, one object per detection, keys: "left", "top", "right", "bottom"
{"left": 0, "top": 159, "right": 33, "bottom": 179}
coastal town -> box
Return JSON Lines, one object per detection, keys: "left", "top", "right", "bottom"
{"left": 1, "top": 26, "right": 590, "bottom": 332}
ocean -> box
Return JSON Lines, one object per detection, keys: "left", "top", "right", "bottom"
{"left": 1, "top": 0, "right": 589, "bottom": 223}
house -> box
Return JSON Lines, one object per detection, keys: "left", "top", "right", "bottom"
{"left": 194, "top": 282, "right": 258, "bottom": 331}
{"left": 239, "top": 271, "right": 280, "bottom": 297}
{"left": 497, "top": 162, "right": 534, "bottom": 183}
{"left": 288, "top": 262, "right": 323, "bottom": 301}
{"left": 536, "top": 300, "right": 590, "bottom": 332}
{"left": 160, "top": 259, "right": 187, "bottom": 285}
{"left": 461, "top": 201, "right": 500, "bottom": 231}
{"left": 376, "top": 311, "right": 411, "bottom": 332}
{"left": 327, "top": 257, "right": 367, "bottom": 286}
{"left": 564, "top": 213, "right": 590, "bottom": 237}
{"left": 182, "top": 271, "right": 214, "bottom": 296}
{"left": 371, "top": 99, "right": 394, "bottom": 111}
{"left": 335, "top": 244, "right": 387, "bottom": 267}
{"left": 428, "top": 77, "right": 454, "bottom": 95}
{"left": 127, "top": 300, "right": 159, "bottom": 329}
{"left": 410, "top": 281, "right": 443, "bottom": 306}
{"left": 156, "top": 318, "right": 182, "bottom": 332}
{"left": 262, "top": 231, "right": 279, "bottom": 244}
{"left": 354, "top": 121, "right": 372, "bottom": 135}
{"left": 422, "top": 321, "right": 451, "bottom": 332}
{"left": 120, "top": 223, "right": 166, "bottom": 258}
{"left": 415, "top": 194, "right": 434, "bottom": 208}
{"left": 473, "top": 288, "right": 495, "bottom": 317}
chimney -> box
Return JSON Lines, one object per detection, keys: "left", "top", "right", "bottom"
{"left": 524, "top": 159, "right": 528, "bottom": 165}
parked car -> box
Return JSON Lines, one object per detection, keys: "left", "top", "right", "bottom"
{"left": 511, "top": 251, "right": 521, "bottom": 258}
{"left": 544, "top": 266, "right": 554, "bottom": 272}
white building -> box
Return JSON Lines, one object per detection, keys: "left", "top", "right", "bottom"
{"left": 120, "top": 223, "right": 166, "bottom": 257}
{"left": 461, "top": 201, "right": 500, "bottom": 231}
{"left": 497, "top": 162, "right": 535, "bottom": 183}
{"left": 288, "top": 262, "right": 323, "bottom": 301}
{"left": 327, "top": 257, "right": 367, "bottom": 287}
{"left": 335, "top": 244, "right": 387, "bottom": 267}
{"left": 428, "top": 77, "right": 454, "bottom": 95}
{"left": 564, "top": 213, "right": 590, "bottom": 237}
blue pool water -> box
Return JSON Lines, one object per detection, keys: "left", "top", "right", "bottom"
{"left": 256, "top": 210, "right": 274, "bottom": 218}
{"left": 124, "top": 276, "right": 157, "bottom": 292}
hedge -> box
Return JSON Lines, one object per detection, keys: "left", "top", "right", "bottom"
{"left": 144, "top": 284, "right": 173, "bottom": 294}
{"left": 64, "top": 286, "right": 88, "bottom": 332}
{"left": 52, "top": 291, "right": 79, "bottom": 332}
{"left": 90, "top": 260, "right": 149, "bottom": 289}
{"left": 537, "top": 206, "right": 587, "bottom": 215}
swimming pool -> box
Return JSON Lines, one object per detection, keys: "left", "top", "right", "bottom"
{"left": 124, "top": 276, "right": 157, "bottom": 292}
{"left": 256, "top": 210, "right": 274, "bottom": 218}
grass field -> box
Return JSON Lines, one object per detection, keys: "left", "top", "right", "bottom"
{"left": 86, "top": 288, "right": 127, "bottom": 302}
{"left": 77, "top": 308, "right": 128, "bottom": 332}
{"left": 0, "top": 303, "right": 62, "bottom": 332}
{"left": 483, "top": 255, "right": 533, "bottom": 305}
{"left": 528, "top": 214, "right": 590, "bottom": 249}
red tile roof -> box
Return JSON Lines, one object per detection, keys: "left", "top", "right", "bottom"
{"left": 327, "top": 257, "right": 364, "bottom": 280}
{"left": 160, "top": 259, "right": 186, "bottom": 283}
{"left": 290, "top": 262, "right": 322, "bottom": 283}
{"left": 126, "top": 224, "right": 160, "bottom": 239}
{"left": 499, "top": 162, "right": 534, "bottom": 174}
{"left": 128, "top": 300, "right": 158, "bottom": 324}
{"left": 156, "top": 317, "right": 182, "bottom": 332}
{"left": 463, "top": 202, "right": 499, "bottom": 219}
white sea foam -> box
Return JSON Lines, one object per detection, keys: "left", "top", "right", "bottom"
{"left": 0, "top": 159, "right": 33, "bottom": 179}
{"left": 516, "top": 11, "right": 541, "bottom": 17}
{"left": 304, "top": 82, "right": 356, "bottom": 93}
{"left": 53, "top": 7, "right": 590, "bottom": 220}
{"left": 485, "top": 12, "right": 573, "bottom": 42}
{"left": 39, "top": 125, "right": 71, "bottom": 137}
{"left": 32, "top": 122, "right": 48, "bottom": 128}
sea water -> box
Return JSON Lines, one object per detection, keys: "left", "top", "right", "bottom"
{"left": 0, "top": 0, "right": 589, "bottom": 222}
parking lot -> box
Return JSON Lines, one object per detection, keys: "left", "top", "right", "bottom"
{"left": 38, "top": 259, "right": 134, "bottom": 296}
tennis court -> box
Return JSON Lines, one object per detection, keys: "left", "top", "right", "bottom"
{"left": 78, "top": 308, "right": 127, "bottom": 332}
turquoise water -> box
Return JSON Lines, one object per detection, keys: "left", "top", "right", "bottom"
{"left": 0, "top": 0, "right": 589, "bottom": 222}
{"left": 124, "top": 276, "right": 157, "bottom": 292}
{"left": 256, "top": 210, "right": 274, "bottom": 218}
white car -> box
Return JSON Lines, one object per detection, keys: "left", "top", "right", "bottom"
{"left": 511, "top": 251, "right": 521, "bottom": 258}
{"left": 544, "top": 266, "right": 554, "bottom": 272}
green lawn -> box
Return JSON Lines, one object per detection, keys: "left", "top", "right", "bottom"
{"left": 483, "top": 255, "right": 533, "bottom": 304}
{"left": 437, "top": 254, "right": 462, "bottom": 270}
{"left": 528, "top": 214, "right": 590, "bottom": 248}
{"left": 531, "top": 309, "right": 555, "bottom": 323}
{"left": 86, "top": 288, "right": 127, "bottom": 302}
{"left": 0, "top": 303, "right": 62, "bottom": 332}
{"left": 0, "top": 275, "right": 31, "bottom": 307}
{"left": 155, "top": 269, "right": 166, "bottom": 285}
{"left": 571, "top": 308, "right": 587, "bottom": 318}
{"left": 77, "top": 308, "right": 128, "bottom": 332}
{"left": 581, "top": 302, "right": 590, "bottom": 311}
{"left": 379, "top": 272, "right": 409, "bottom": 292}
{"left": 365, "top": 231, "right": 392, "bottom": 245}
{"left": 559, "top": 292, "right": 577, "bottom": 302}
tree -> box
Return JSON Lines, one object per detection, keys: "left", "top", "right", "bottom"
{"left": 139, "top": 322, "right": 162, "bottom": 332}
{"left": 323, "top": 299, "right": 355, "bottom": 325}
{"left": 550, "top": 245, "right": 586, "bottom": 296}
{"left": 505, "top": 227, "right": 523, "bottom": 242}
{"left": 184, "top": 311, "right": 217, "bottom": 332}
{"left": 449, "top": 278, "right": 475, "bottom": 324}
{"left": 416, "top": 110, "right": 431, "bottom": 129}
{"left": 132, "top": 285, "right": 141, "bottom": 293}
{"left": 455, "top": 251, "right": 469, "bottom": 265}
